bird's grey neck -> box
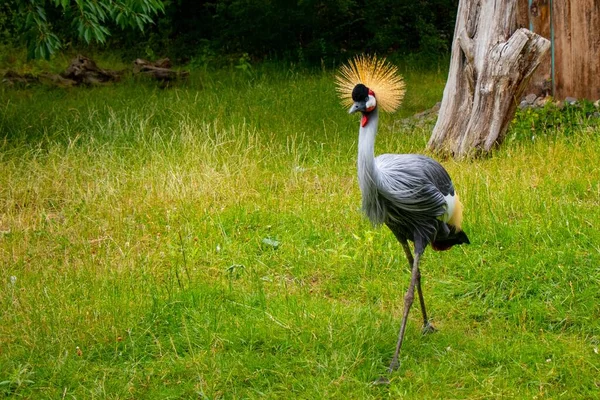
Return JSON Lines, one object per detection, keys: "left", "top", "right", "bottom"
{"left": 357, "top": 109, "right": 384, "bottom": 224}
{"left": 358, "top": 109, "right": 379, "bottom": 181}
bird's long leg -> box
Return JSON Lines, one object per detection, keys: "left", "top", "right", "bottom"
{"left": 400, "top": 240, "right": 433, "bottom": 333}
{"left": 388, "top": 249, "right": 422, "bottom": 372}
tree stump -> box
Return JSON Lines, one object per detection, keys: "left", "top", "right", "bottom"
{"left": 427, "top": 0, "right": 551, "bottom": 158}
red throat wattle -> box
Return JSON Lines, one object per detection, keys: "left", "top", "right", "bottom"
{"left": 360, "top": 89, "right": 375, "bottom": 128}
{"left": 361, "top": 89, "right": 376, "bottom": 127}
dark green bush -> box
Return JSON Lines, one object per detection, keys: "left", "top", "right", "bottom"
{"left": 87, "top": 0, "right": 459, "bottom": 65}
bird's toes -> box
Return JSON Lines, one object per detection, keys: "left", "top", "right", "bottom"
{"left": 421, "top": 322, "right": 437, "bottom": 335}
{"left": 373, "top": 376, "right": 391, "bottom": 385}
{"left": 387, "top": 358, "right": 400, "bottom": 372}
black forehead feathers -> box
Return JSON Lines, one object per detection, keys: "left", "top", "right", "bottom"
{"left": 352, "top": 84, "right": 369, "bottom": 102}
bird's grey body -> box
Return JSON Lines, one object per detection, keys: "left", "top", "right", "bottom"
{"left": 349, "top": 83, "right": 469, "bottom": 376}
{"left": 358, "top": 108, "right": 460, "bottom": 247}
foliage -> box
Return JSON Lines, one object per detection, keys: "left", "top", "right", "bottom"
{"left": 153, "top": 0, "right": 458, "bottom": 65}
{"left": 509, "top": 101, "right": 600, "bottom": 142}
{"left": 1, "top": 62, "right": 598, "bottom": 398}
{"left": 0, "top": 3, "right": 18, "bottom": 45}
{"left": 1, "top": 0, "right": 458, "bottom": 64}
{"left": 5, "top": 0, "right": 165, "bottom": 59}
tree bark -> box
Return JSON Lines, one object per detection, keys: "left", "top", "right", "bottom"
{"left": 62, "top": 54, "right": 123, "bottom": 85}
{"left": 427, "top": 0, "right": 551, "bottom": 159}
{"left": 133, "top": 58, "right": 190, "bottom": 81}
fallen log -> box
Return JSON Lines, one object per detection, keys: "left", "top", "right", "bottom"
{"left": 39, "top": 73, "right": 77, "bottom": 87}
{"left": 62, "top": 54, "right": 123, "bottom": 85}
{"left": 3, "top": 55, "right": 189, "bottom": 88}
{"left": 2, "top": 70, "right": 39, "bottom": 86}
{"left": 133, "top": 58, "right": 189, "bottom": 81}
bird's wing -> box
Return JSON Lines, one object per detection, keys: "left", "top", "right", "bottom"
{"left": 374, "top": 154, "right": 451, "bottom": 217}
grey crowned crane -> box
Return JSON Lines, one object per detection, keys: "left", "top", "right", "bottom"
{"left": 335, "top": 56, "right": 470, "bottom": 374}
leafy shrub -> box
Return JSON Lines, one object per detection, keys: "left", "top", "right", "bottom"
{"left": 509, "top": 101, "right": 600, "bottom": 143}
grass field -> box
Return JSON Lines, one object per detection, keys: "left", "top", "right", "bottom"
{"left": 1, "top": 59, "right": 599, "bottom": 399}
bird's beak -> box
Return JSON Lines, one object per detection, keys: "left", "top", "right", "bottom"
{"left": 349, "top": 101, "right": 366, "bottom": 114}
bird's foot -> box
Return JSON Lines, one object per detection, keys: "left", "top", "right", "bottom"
{"left": 373, "top": 376, "right": 390, "bottom": 385}
{"left": 387, "top": 358, "right": 400, "bottom": 372}
{"left": 421, "top": 321, "right": 436, "bottom": 335}
{"left": 373, "top": 358, "right": 400, "bottom": 385}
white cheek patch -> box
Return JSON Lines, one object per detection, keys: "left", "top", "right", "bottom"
{"left": 438, "top": 192, "right": 464, "bottom": 230}
{"left": 366, "top": 95, "right": 377, "bottom": 111}
{"left": 440, "top": 193, "right": 456, "bottom": 223}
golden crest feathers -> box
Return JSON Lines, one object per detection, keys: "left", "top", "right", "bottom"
{"left": 335, "top": 55, "right": 405, "bottom": 113}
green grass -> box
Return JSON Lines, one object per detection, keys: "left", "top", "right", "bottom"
{"left": 1, "top": 60, "right": 599, "bottom": 399}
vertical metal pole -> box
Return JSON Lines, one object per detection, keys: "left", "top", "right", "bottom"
{"left": 550, "top": 0, "right": 556, "bottom": 97}
{"left": 528, "top": 0, "right": 534, "bottom": 32}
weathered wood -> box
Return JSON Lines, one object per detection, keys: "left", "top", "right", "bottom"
{"left": 2, "top": 70, "right": 39, "bottom": 86}
{"left": 518, "top": 0, "right": 600, "bottom": 100}
{"left": 516, "top": 0, "right": 530, "bottom": 28}
{"left": 3, "top": 55, "right": 189, "bottom": 88}
{"left": 133, "top": 58, "right": 189, "bottom": 81}
{"left": 521, "top": 0, "right": 552, "bottom": 96}
{"left": 3, "top": 69, "right": 81, "bottom": 88}
{"left": 39, "top": 73, "right": 77, "bottom": 87}
{"left": 62, "top": 54, "right": 123, "bottom": 85}
{"left": 553, "top": 1, "right": 600, "bottom": 100}
{"left": 427, "top": 0, "right": 551, "bottom": 158}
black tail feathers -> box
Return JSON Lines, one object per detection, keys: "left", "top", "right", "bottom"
{"left": 431, "top": 229, "right": 470, "bottom": 251}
